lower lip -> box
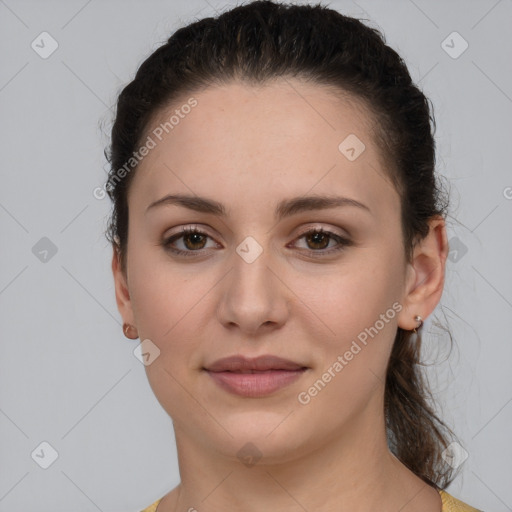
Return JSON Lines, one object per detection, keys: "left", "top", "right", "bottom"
{"left": 205, "top": 369, "right": 307, "bottom": 397}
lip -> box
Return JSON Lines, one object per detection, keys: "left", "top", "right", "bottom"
{"left": 204, "top": 355, "right": 309, "bottom": 398}
{"left": 206, "top": 355, "right": 306, "bottom": 372}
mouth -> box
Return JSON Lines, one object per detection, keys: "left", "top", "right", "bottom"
{"left": 203, "top": 355, "right": 309, "bottom": 397}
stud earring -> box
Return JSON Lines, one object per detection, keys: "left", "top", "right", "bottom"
{"left": 123, "top": 322, "right": 139, "bottom": 339}
{"left": 412, "top": 315, "right": 423, "bottom": 334}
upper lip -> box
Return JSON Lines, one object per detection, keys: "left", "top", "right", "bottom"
{"left": 204, "top": 355, "right": 307, "bottom": 372}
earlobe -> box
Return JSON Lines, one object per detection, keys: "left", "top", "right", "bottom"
{"left": 397, "top": 216, "right": 448, "bottom": 331}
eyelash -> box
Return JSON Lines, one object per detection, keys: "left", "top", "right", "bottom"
{"left": 162, "top": 225, "right": 352, "bottom": 258}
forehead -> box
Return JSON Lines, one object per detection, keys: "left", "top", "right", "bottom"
{"left": 148, "top": 78, "right": 374, "bottom": 158}
{"left": 129, "top": 79, "right": 398, "bottom": 218}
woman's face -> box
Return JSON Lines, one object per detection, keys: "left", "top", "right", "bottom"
{"left": 113, "top": 79, "right": 420, "bottom": 462}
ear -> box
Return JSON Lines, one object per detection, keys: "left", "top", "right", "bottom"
{"left": 397, "top": 216, "right": 449, "bottom": 331}
{"left": 111, "top": 245, "right": 136, "bottom": 327}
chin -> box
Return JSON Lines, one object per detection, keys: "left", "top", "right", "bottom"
{"left": 210, "top": 412, "right": 314, "bottom": 464}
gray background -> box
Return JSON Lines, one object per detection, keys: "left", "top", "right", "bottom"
{"left": 1, "top": 0, "right": 511, "bottom": 510}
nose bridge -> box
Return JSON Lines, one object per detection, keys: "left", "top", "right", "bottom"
{"left": 216, "top": 233, "right": 288, "bottom": 332}
{"left": 231, "top": 235, "right": 276, "bottom": 305}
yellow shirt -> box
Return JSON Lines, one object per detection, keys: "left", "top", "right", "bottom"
{"left": 140, "top": 489, "right": 481, "bottom": 511}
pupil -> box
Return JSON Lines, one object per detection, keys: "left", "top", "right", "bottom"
{"left": 186, "top": 233, "right": 205, "bottom": 249}
{"left": 309, "top": 232, "right": 328, "bottom": 249}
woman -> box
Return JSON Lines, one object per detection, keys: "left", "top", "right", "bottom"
{"left": 105, "top": 1, "right": 481, "bottom": 510}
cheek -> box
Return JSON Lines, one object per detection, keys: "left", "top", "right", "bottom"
{"left": 127, "top": 248, "right": 226, "bottom": 386}
{"left": 295, "top": 253, "right": 401, "bottom": 338}
{"left": 131, "top": 274, "right": 207, "bottom": 359}
{"left": 129, "top": 261, "right": 210, "bottom": 416}
{"left": 292, "top": 253, "right": 402, "bottom": 392}
{"left": 128, "top": 237, "right": 200, "bottom": 331}
{"left": 293, "top": 269, "right": 399, "bottom": 428}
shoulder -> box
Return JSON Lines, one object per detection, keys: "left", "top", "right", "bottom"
{"left": 139, "top": 498, "right": 162, "bottom": 512}
{"left": 439, "top": 490, "right": 482, "bottom": 512}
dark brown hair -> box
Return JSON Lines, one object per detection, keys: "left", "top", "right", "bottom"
{"left": 105, "top": 0, "right": 455, "bottom": 489}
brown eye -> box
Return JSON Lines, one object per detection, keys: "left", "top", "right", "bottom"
{"left": 292, "top": 227, "right": 352, "bottom": 257}
{"left": 305, "top": 230, "right": 331, "bottom": 250}
{"left": 163, "top": 226, "right": 351, "bottom": 259}
{"left": 181, "top": 230, "right": 207, "bottom": 250}
{"left": 163, "top": 226, "right": 216, "bottom": 256}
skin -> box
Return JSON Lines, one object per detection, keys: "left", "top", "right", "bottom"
{"left": 112, "top": 79, "right": 448, "bottom": 512}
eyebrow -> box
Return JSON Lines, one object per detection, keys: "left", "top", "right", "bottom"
{"left": 145, "top": 193, "right": 371, "bottom": 220}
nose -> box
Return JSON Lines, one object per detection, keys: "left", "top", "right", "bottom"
{"left": 215, "top": 246, "right": 290, "bottom": 336}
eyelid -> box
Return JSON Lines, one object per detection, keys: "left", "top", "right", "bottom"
{"left": 163, "top": 223, "right": 348, "bottom": 241}
{"left": 288, "top": 226, "right": 351, "bottom": 257}
{"left": 294, "top": 223, "right": 348, "bottom": 239}
{"left": 162, "top": 225, "right": 219, "bottom": 256}
{"left": 162, "top": 224, "right": 352, "bottom": 257}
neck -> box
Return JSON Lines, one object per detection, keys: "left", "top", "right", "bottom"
{"left": 164, "top": 403, "right": 438, "bottom": 512}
